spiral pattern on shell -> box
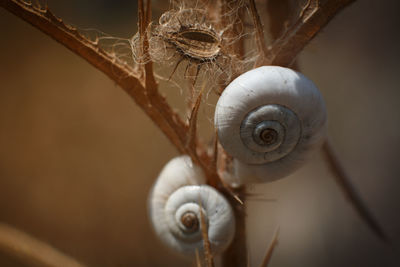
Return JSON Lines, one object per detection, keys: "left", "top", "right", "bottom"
{"left": 149, "top": 156, "right": 235, "bottom": 256}
{"left": 215, "top": 66, "right": 327, "bottom": 184}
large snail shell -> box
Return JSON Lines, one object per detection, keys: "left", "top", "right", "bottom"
{"left": 149, "top": 156, "right": 235, "bottom": 256}
{"left": 215, "top": 66, "right": 327, "bottom": 184}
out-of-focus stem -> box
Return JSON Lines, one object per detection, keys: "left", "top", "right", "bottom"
{"left": 0, "top": 223, "right": 85, "bottom": 267}
{"left": 322, "top": 139, "right": 388, "bottom": 242}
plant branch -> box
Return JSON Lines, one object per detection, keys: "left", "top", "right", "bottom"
{"left": 266, "top": 0, "right": 291, "bottom": 41}
{"left": 138, "top": 0, "right": 158, "bottom": 98}
{"left": 248, "top": 0, "right": 268, "bottom": 67}
{"left": 0, "top": 0, "right": 218, "bottom": 177}
{"left": 264, "top": 0, "right": 356, "bottom": 67}
{"left": 199, "top": 203, "right": 214, "bottom": 267}
{"left": 265, "top": 0, "right": 386, "bottom": 245}
{"left": 0, "top": 223, "right": 85, "bottom": 267}
{"left": 322, "top": 139, "right": 388, "bottom": 242}
{"left": 0, "top": 0, "right": 185, "bottom": 151}
{"left": 187, "top": 90, "right": 203, "bottom": 157}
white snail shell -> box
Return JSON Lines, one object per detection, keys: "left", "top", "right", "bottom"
{"left": 149, "top": 156, "right": 235, "bottom": 256}
{"left": 215, "top": 66, "right": 327, "bottom": 184}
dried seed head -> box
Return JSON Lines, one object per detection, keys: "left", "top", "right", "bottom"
{"left": 131, "top": 0, "right": 257, "bottom": 89}
{"left": 154, "top": 9, "right": 222, "bottom": 62}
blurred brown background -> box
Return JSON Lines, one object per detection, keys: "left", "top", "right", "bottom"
{"left": 0, "top": 0, "right": 400, "bottom": 266}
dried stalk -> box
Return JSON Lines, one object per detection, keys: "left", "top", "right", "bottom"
{"left": 248, "top": 0, "right": 268, "bottom": 66}
{"left": 0, "top": 0, "right": 370, "bottom": 266}
{"left": 0, "top": 0, "right": 217, "bottom": 178}
{"left": 264, "top": 0, "right": 356, "bottom": 67}
{"left": 187, "top": 90, "right": 203, "bottom": 157}
{"left": 266, "top": 0, "right": 291, "bottom": 40}
{"left": 0, "top": 223, "right": 85, "bottom": 267}
{"left": 199, "top": 202, "right": 215, "bottom": 267}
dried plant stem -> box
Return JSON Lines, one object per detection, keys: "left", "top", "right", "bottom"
{"left": 266, "top": 0, "right": 291, "bottom": 40}
{"left": 199, "top": 203, "right": 215, "bottom": 267}
{"left": 248, "top": 0, "right": 268, "bottom": 66}
{"left": 0, "top": 1, "right": 372, "bottom": 266}
{"left": 0, "top": 223, "right": 85, "bottom": 267}
{"left": 264, "top": 0, "right": 356, "bottom": 67}
{"left": 322, "top": 139, "right": 388, "bottom": 242}
{"left": 139, "top": 0, "right": 158, "bottom": 99}
{"left": 187, "top": 89, "right": 203, "bottom": 159}
{"left": 0, "top": 1, "right": 183, "bottom": 150}
{"left": 0, "top": 0, "right": 218, "bottom": 177}
{"left": 265, "top": 0, "right": 299, "bottom": 72}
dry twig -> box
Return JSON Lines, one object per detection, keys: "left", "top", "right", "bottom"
{"left": 0, "top": 0, "right": 370, "bottom": 266}
{"left": 199, "top": 201, "right": 214, "bottom": 267}
{"left": 248, "top": 0, "right": 268, "bottom": 66}
{"left": 264, "top": 0, "right": 356, "bottom": 67}
{"left": 0, "top": 0, "right": 217, "bottom": 178}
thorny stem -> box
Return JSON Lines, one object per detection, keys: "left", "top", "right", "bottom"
{"left": 0, "top": 0, "right": 186, "bottom": 153}
{"left": 0, "top": 223, "right": 85, "bottom": 267}
{"left": 264, "top": 0, "right": 356, "bottom": 67}
{"left": 0, "top": 0, "right": 218, "bottom": 178}
{"left": 0, "top": 0, "right": 372, "bottom": 266}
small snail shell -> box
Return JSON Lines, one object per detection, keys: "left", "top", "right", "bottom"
{"left": 149, "top": 156, "right": 235, "bottom": 256}
{"left": 215, "top": 66, "right": 327, "bottom": 184}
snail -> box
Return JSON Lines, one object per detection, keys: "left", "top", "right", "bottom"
{"left": 214, "top": 66, "right": 327, "bottom": 185}
{"left": 149, "top": 155, "right": 235, "bottom": 257}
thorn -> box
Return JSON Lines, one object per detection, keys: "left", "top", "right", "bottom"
{"left": 192, "top": 64, "right": 202, "bottom": 87}
{"left": 184, "top": 60, "right": 192, "bottom": 79}
{"left": 168, "top": 56, "right": 185, "bottom": 81}
{"left": 260, "top": 226, "right": 280, "bottom": 267}
{"left": 219, "top": 175, "right": 244, "bottom": 205}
